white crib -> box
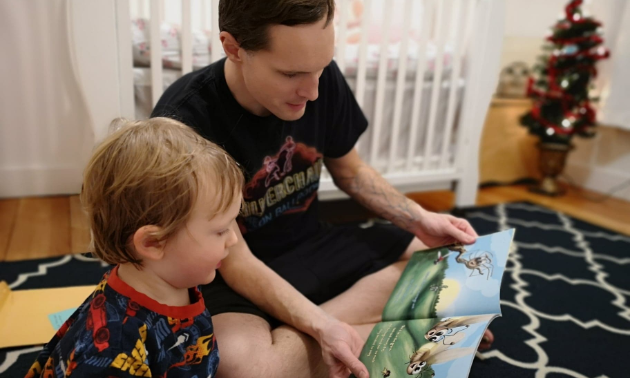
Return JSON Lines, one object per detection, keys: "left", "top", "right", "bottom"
{"left": 69, "top": 0, "right": 505, "bottom": 207}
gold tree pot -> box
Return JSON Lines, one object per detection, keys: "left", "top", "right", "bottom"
{"left": 530, "top": 143, "right": 574, "bottom": 196}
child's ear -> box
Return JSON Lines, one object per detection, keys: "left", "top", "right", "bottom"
{"left": 132, "top": 226, "right": 166, "bottom": 261}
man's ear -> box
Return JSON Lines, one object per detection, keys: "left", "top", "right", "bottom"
{"left": 132, "top": 226, "right": 166, "bottom": 262}
{"left": 220, "top": 31, "right": 242, "bottom": 63}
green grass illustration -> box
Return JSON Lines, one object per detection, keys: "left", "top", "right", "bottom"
{"left": 354, "top": 320, "right": 437, "bottom": 378}
{"left": 383, "top": 248, "right": 450, "bottom": 322}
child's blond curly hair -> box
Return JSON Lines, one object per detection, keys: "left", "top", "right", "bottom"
{"left": 81, "top": 117, "right": 244, "bottom": 265}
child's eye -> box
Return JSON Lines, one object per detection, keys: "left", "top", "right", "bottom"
{"left": 218, "top": 229, "right": 229, "bottom": 236}
{"left": 283, "top": 73, "right": 297, "bottom": 78}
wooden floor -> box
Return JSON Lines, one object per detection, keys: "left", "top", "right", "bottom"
{"left": 1, "top": 184, "right": 629, "bottom": 262}
{"left": 410, "top": 184, "right": 630, "bottom": 237}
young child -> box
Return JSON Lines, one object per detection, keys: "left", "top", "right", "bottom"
{"left": 26, "top": 117, "right": 244, "bottom": 377}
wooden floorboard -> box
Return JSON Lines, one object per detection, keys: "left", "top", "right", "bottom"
{"left": 0, "top": 199, "right": 19, "bottom": 261}
{"left": 410, "top": 184, "right": 630, "bottom": 236}
{"left": 70, "top": 195, "right": 91, "bottom": 253}
{"left": 4, "top": 197, "right": 71, "bottom": 261}
{"left": 407, "top": 190, "right": 455, "bottom": 213}
{"left": 1, "top": 185, "right": 629, "bottom": 262}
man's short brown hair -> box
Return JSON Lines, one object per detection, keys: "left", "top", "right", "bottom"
{"left": 219, "top": 0, "right": 335, "bottom": 51}
{"left": 81, "top": 117, "right": 244, "bottom": 266}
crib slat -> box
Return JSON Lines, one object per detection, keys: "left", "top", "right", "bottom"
{"left": 369, "top": 2, "right": 393, "bottom": 168}
{"left": 354, "top": 0, "right": 371, "bottom": 152}
{"left": 181, "top": 0, "right": 193, "bottom": 75}
{"left": 150, "top": 1, "right": 163, "bottom": 107}
{"left": 459, "top": 0, "right": 477, "bottom": 53}
{"left": 210, "top": 0, "right": 221, "bottom": 63}
{"left": 136, "top": 0, "right": 146, "bottom": 19}
{"left": 406, "top": 0, "right": 433, "bottom": 171}
{"left": 454, "top": 0, "right": 484, "bottom": 172}
{"left": 387, "top": 0, "right": 413, "bottom": 173}
{"left": 422, "top": 0, "right": 447, "bottom": 171}
{"left": 354, "top": 0, "right": 371, "bottom": 109}
{"left": 439, "top": 0, "right": 465, "bottom": 169}
{"left": 144, "top": 0, "right": 150, "bottom": 19}
{"left": 336, "top": 0, "right": 348, "bottom": 74}
{"left": 200, "top": 0, "right": 208, "bottom": 31}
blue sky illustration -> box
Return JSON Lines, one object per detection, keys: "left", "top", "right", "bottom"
{"left": 437, "top": 229, "right": 514, "bottom": 317}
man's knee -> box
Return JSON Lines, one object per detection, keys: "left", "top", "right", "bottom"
{"left": 213, "top": 313, "right": 325, "bottom": 378}
{"left": 216, "top": 334, "right": 274, "bottom": 378}
{"left": 213, "top": 313, "right": 276, "bottom": 378}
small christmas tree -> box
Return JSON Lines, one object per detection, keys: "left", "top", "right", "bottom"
{"left": 520, "top": 0, "right": 610, "bottom": 144}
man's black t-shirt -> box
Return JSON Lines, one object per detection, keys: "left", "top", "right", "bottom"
{"left": 152, "top": 58, "right": 367, "bottom": 262}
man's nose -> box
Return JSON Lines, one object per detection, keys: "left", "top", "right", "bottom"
{"left": 297, "top": 74, "right": 319, "bottom": 102}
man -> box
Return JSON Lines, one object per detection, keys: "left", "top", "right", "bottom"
{"left": 152, "top": 1, "right": 492, "bottom": 377}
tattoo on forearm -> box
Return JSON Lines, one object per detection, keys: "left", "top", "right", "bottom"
{"left": 333, "top": 163, "right": 421, "bottom": 231}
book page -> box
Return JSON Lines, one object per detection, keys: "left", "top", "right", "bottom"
{"left": 382, "top": 229, "right": 514, "bottom": 322}
{"left": 352, "top": 314, "right": 497, "bottom": 378}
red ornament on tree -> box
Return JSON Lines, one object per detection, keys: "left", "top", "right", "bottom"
{"left": 520, "top": 0, "right": 610, "bottom": 144}
{"left": 520, "top": 0, "right": 610, "bottom": 196}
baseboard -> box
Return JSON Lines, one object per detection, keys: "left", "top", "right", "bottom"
{"left": 565, "top": 163, "right": 630, "bottom": 201}
{"left": 0, "top": 166, "right": 83, "bottom": 198}
{"left": 479, "top": 178, "right": 539, "bottom": 188}
{"left": 318, "top": 179, "right": 452, "bottom": 201}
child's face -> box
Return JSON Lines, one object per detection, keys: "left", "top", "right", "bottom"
{"left": 159, "top": 189, "right": 241, "bottom": 288}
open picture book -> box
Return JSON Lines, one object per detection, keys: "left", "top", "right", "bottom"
{"left": 352, "top": 229, "right": 515, "bottom": 378}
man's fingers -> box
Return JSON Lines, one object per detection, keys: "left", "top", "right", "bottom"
{"left": 328, "top": 363, "right": 346, "bottom": 378}
{"left": 447, "top": 216, "right": 478, "bottom": 242}
{"left": 333, "top": 347, "right": 369, "bottom": 378}
{"left": 448, "top": 223, "right": 475, "bottom": 244}
{"left": 460, "top": 219, "right": 479, "bottom": 238}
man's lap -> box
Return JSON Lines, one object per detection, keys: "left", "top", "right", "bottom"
{"left": 201, "top": 222, "right": 415, "bottom": 326}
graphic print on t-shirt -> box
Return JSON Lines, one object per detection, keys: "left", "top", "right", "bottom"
{"left": 264, "top": 136, "right": 296, "bottom": 187}
{"left": 239, "top": 136, "right": 323, "bottom": 234}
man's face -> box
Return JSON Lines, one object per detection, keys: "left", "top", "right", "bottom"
{"left": 239, "top": 17, "right": 335, "bottom": 121}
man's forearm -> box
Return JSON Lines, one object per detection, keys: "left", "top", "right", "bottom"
{"left": 221, "top": 252, "right": 331, "bottom": 338}
{"left": 219, "top": 233, "right": 370, "bottom": 378}
{"left": 332, "top": 161, "right": 424, "bottom": 234}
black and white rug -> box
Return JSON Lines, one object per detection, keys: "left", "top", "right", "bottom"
{"left": 464, "top": 202, "right": 629, "bottom": 378}
{"left": 1, "top": 202, "right": 628, "bottom": 377}
{"left": 0, "top": 254, "right": 111, "bottom": 377}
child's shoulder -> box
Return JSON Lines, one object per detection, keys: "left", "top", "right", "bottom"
{"left": 27, "top": 281, "right": 152, "bottom": 377}
{"left": 30, "top": 281, "right": 217, "bottom": 378}
{"left": 65, "top": 282, "right": 149, "bottom": 348}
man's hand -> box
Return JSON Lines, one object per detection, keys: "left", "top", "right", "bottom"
{"left": 325, "top": 149, "right": 478, "bottom": 248}
{"left": 315, "top": 317, "right": 369, "bottom": 378}
{"left": 411, "top": 209, "right": 478, "bottom": 247}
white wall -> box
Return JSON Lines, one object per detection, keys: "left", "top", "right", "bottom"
{"left": 501, "top": 0, "right": 630, "bottom": 201}
{"left": 70, "top": 1, "right": 129, "bottom": 143}
{"left": 566, "top": 127, "right": 630, "bottom": 201}
{"left": 0, "top": 0, "right": 91, "bottom": 198}
{"left": 598, "top": 3, "right": 630, "bottom": 130}
{"left": 0, "top": 0, "right": 127, "bottom": 198}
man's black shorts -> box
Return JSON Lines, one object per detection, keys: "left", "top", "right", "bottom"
{"left": 201, "top": 222, "right": 415, "bottom": 327}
